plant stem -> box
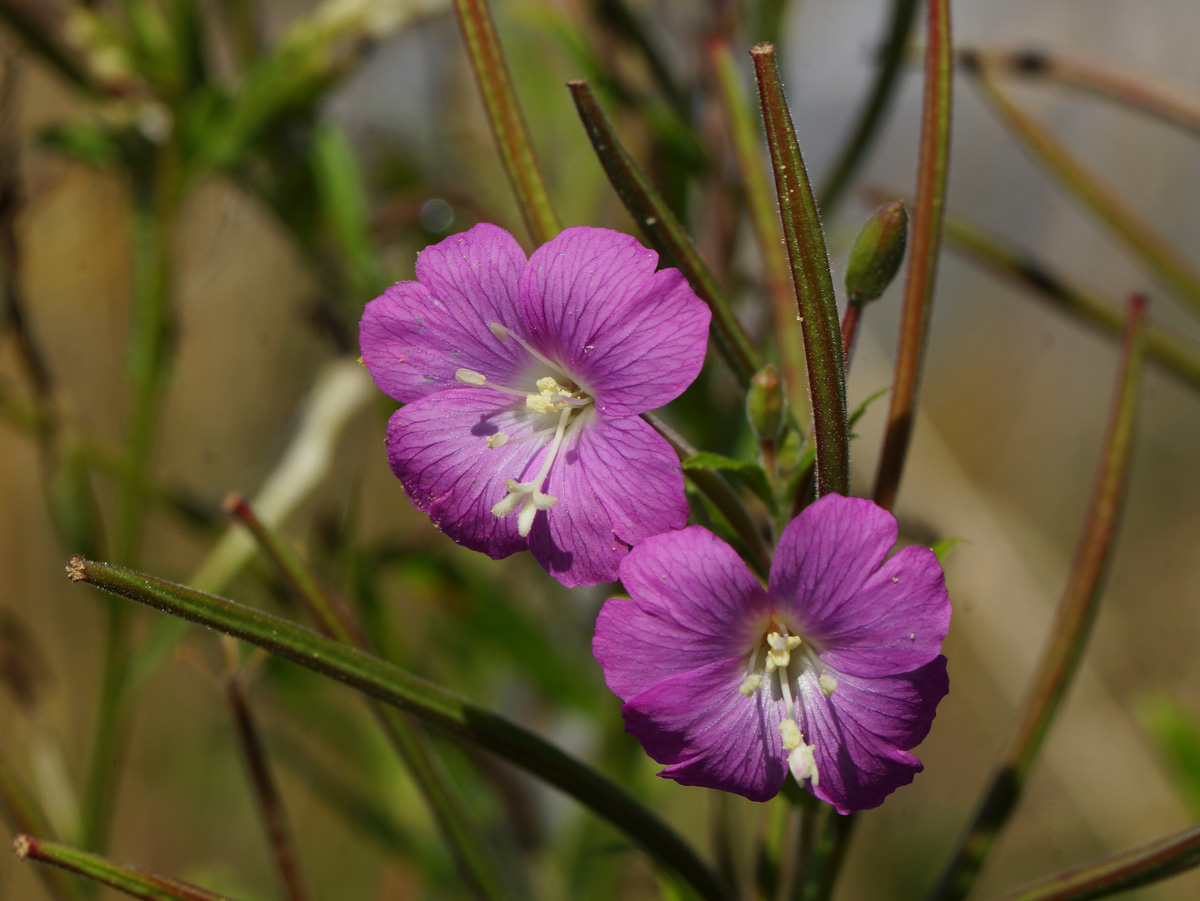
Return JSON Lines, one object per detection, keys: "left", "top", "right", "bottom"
{"left": 0, "top": 757, "right": 83, "bottom": 901}
{"left": 224, "top": 493, "right": 520, "bottom": 901}
{"left": 872, "top": 0, "right": 953, "bottom": 512}
{"left": 452, "top": 0, "right": 559, "bottom": 244}
{"left": 968, "top": 60, "right": 1200, "bottom": 319}
{"left": 569, "top": 79, "right": 762, "bottom": 387}
{"left": 958, "top": 47, "right": 1200, "bottom": 137}
{"left": 930, "top": 297, "right": 1147, "bottom": 901}
{"left": 13, "top": 834, "right": 239, "bottom": 901}
{"left": 987, "top": 824, "right": 1200, "bottom": 901}
{"left": 66, "top": 557, "right": 730, "bottom": 901}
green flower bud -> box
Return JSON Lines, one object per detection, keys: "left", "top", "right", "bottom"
{"left": 845, "top": 200, "right": 908, "bottom": 305}
{"left": 746, "top": 364, "right": 785, "bottom": 441}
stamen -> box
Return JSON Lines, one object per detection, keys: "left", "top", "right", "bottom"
{"left": 490, "top": 407, "right": 573, "bottom": 537}
{"left": 486, "top": 432, "right": 509, "bottom": 449}
{"left": 739, "top": 674, "right": 763, "bottom": 696}
{"left": 455, "top": 368, "right": 487, "bottom": 386}
{"left": 488, "top": 321, "right": 573, "bottom": 382}
{"left": 819, "top": 673, "right": 838, "bottom": 696}
{"left": 787, "top": 742, "right": 820, "bottom": 787}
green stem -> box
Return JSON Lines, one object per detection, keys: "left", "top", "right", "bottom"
{"left": 958, "top": 47, "right": 1200, "bottom": 137}
{"left": 710, "top": 40, "right": 806, "bottom": 421}
{"left": 13, "top": 834, "right": 239, "bottom": 901}
{"left": 569, "top": 79, "right": 762, "bottom": 387}
{"left": 224, "top": 493, "right": 520, "bottom": 901}
{"left": 452, "top": 0, "right": 559, "bottom": 244}
{"left": 66, "top": 557, "right": 730, "bottom": 901}
{"left": 817, "top": 0, "right": 921, "bottom": 215}
{"left": 930, "top": 297, "right": 1147, "bottom": 901}
{"left": 969, "top": 60, "right": 1200, "bottom": 319}
{"left": 987, "top": 825, "right": 1200, "bottom": 901}
{"left": 873, "top": 0, "right": 953, "bottom": 512}
{"left": 750, "top": 44, "right": 849, "bottom": 500}
{"left": 83, "top": 140, "right": 181, "bottom": 856}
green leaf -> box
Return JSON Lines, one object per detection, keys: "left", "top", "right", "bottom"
{"left": 1142, "top": 696, "right": 1200, "bottom": 818}
{"left": 684, "top": 452, "right": 776, "bottom": 513}
{"left": 930, "top": 536, "right": 969, "bottom": 567}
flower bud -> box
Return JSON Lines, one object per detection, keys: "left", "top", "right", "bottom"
{"left": 845, "top": 201, "right": 908, "bottom": 306}
{"left": 746, "top": 364, "right": 785, "bottom": 441}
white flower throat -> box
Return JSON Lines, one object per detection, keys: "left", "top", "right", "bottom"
{"left": 739, "top": 615, "right": 836, "bottom": 788}
{"left": 453, "top": 323, "right": 593, "bottom": 537}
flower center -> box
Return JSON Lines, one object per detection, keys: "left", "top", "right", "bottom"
{"left": 452, "top": 323, "right": 594, "bottom": 537}
{"left": 739, "top": 615, "right": 836, "bottom": 788}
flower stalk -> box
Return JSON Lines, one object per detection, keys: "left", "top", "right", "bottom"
{"left": 931, "top": 296, "right": 1148, "bottom": 901}
{"left": 872, "top": 0, "right": 953, "bottom": 512}
{"left": 452, "top": 0, "right": 559, "bottom": 244}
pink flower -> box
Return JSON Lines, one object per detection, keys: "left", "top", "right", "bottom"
{"left": 593, "top": 494, "right": 951, "bottom": 813}
{"left": 360, "top": 224, "right": 711, "bottom": 587}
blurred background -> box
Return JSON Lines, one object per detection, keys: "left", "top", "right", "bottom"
{"left": 0, "top": 0, "right": 1198, "bottom": 898}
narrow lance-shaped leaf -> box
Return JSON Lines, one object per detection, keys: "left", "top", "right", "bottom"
{"left": 873, "top": 0, "right": 953, "bottom": 511}
{"left": 452, "top": 0, "right": 559, "bottom": 244}
{"left": 931, "top": 296, "right": 1148, "bottom": 901}
{"left": 65, "top": 557, "right": 729, "bottom": 901}
{"left": 569, "top": 79, "right": 762, "bottom": 387}
{"left": 990, "top": 824, "right": 1200, "bottom": 901}
{"left": 969, "top": 58, "right": 1200, "bottom": 319}
{"left": 710, "top": 40, "right": 805, "bottom": 413}
{"left": 13, "top": 834, "right": 237, "bottom": 901}
{"left": 750, "top": 43, "right": 848, "bottom": 499}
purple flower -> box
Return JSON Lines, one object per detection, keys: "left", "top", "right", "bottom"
{"left": 359, "top": 223, "right": 711, "bottom": 587}
{"left": 593, "top": 494, "right": 951, "bottom": 813}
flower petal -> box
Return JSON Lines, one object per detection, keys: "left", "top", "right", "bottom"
{"left": 360, "top": 224, "right": 529, "bottom": 403}
{"left": 385, "top": 387, "right": 554, "bottom": 558}
{"left": 594, "top": 525, "right": 768, "bottom": 699}
{"left": 621, "top": 659, "right": 787, "bottom": 802}
{"left": 770, "top": 494, "right": 950, "bottom": 677}
{"left": 525, "top": 413, "right": 691, "bottom": 587}
{"left": 519, "top": 227, "right": 710, "bottom": 414}
{"left": 796, "top": 657, "right": 949, "bottom": 814}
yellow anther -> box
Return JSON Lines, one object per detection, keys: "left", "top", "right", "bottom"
{"left": 779, "top": 718, "right": 802, "bottom": 751}
{"left": 739, "top": 674, "right": 763, "bottom": 696}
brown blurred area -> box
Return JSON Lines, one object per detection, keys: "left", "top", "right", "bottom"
{"left": 0, "top": 1, "right": 1198, "bottom": 900}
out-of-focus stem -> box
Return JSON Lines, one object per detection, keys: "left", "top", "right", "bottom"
{"left": 569, "top": 79, "right": 762, "bottom": 387}
{"left": 0, "top": 757, "right": 82, "bottom": 901}
{"left": 711, "top": 39, "right": 806, "bottom": 421}
{"left": 817, "top": 0, "right": 921, "bottom": 215}
{"left": 452, "top": 0, "right": 559, "bottom": 244}
{"left": 222, "top": 669, "right": 312, "bottom": 901}
{"left": 940, "top": 210, "right": 1200, "bottom": 392}
{"left": 872, "top": 0, "right": 952, "bottom": 512}
{"left": 989, "top": 824, "right": 1200, "bottom": 901}
{"left": 83, "top": 140, "right": 182, "bottom": 856}
{"left": 958, "top": 47, "right": 1200, "bottom": 137}
{"left": 840, "top": 303, "right": 862, "bottom": 368}
{"left": 751, "top": 44, "right": 848, "bottom": 499}
{"left": 969, "top": 61, "right": 1200, "bottom": 319}
{"left": 13, "top": 834, "right": 238, "bottom": 901}
{"left": 931, "top": 297, "right": 1147, "bottom": 901}
{"left": 224, "top": 493, "right": 519, "bottom": 901}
